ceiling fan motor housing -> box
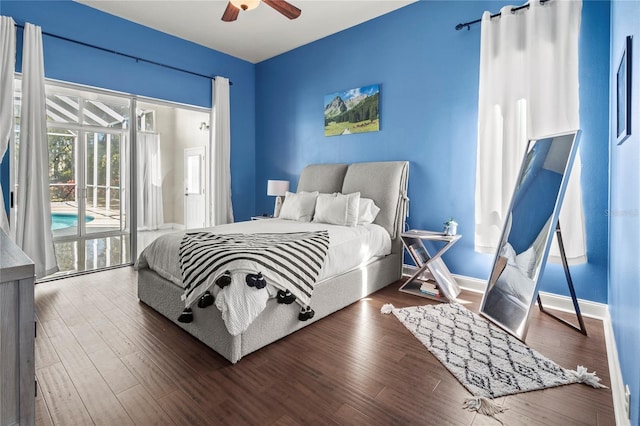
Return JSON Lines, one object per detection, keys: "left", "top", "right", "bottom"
{"left": 230, "top": 0, "right": 260, "bottom": 12}
{"left": 223, "top": 0, "right": 301, "bottom": 21}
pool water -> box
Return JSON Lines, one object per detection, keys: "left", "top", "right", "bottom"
{"left": 51, "top": 213, "right": 95, "bottom": 230}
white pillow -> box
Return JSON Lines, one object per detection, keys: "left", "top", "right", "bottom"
{"left": 515, "top": 246, "right": 537, "bottom": 278}
{"left": 496, "top": 261, "right": 536, "bottom": 304}
{"left": 499, "top": 242, "right": 517, "bottom": 267}
{"left": 358, "top": 198, "right": 381, "bottom": 225}
{"left": 313, "top": 192, "right": 360, "bottom": 226}
{"left": 278, "top": 191, "right": 319, "bottom": 222}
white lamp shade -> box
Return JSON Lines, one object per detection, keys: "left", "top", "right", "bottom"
{"left": 267, "top": 180, "right": 290, "bottom": 197}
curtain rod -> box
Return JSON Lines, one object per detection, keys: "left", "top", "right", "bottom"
{"left": 455, "top": 0, "right": 550, "bottom": 31}
{"left": 15, "top": 23, "right": 233, "bottom": 85}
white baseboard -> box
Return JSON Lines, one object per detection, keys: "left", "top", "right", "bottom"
{"left": 402, "top": 266, "right": 626, "bottom": 425}
{"left": 451, "top": 272, "right": 608, "bottom": 320}
{"left": 603, "top": 312, "right": 630, "bottom": 426}
{"left": 401, "top": 267, "right": 607, "bottom": 318}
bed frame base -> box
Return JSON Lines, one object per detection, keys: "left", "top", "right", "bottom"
{"left": 138, "top": 253, "right": 401, "bottom": 363}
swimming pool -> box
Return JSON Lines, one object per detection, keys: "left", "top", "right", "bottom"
{"left": 51, "top": 213, "right": 95, "bottom": 230}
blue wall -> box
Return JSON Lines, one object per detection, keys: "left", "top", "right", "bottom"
{"left": 0, "top": 0, "right": 256, "bottom": 220}
{"left": 609, "top": 0, "right": 640, "bottom": 424}
{"left": 256, "top": 0, "right": 611, "bottom": 304}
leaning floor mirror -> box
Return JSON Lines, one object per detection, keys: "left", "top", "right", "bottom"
{"left": 480, "top": 130, "right": 581, "bottom": 340}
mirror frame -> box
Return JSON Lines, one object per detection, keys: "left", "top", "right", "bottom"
{"left": 479, "top": 130, "right": 582, "bottom": 340}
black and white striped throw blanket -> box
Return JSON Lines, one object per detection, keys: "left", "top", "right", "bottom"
{"left": 179, "top": 231, "right": 330, "bottom": 311}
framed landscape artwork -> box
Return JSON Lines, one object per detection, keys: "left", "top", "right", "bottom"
{"left": 324, "top": 84, "right": 379, "bottom": 136}
{"left": 616, "top": 35, "right": 632, "bottom": 145}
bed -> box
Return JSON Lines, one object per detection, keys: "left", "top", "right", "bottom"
{"left": 135, "top": 161, "right": 409, "bottom": 363}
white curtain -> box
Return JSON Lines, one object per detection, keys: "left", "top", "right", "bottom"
{"left": 0, "top": 16, "right": 16, "bottom": 234}
{"left": 210, "top": 76, "right": 233, "bottom": 225}
{"left": 136, "top": 132, "right": 164, "bottom": 230}
{"left": 16, "top": 23, "right": 57, "bottom": 278}
{"left": 475, "top": 0, "right": 586, "bottom": 263}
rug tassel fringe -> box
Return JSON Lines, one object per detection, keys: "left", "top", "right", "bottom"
{"left": 571, "top": 365, "right": 608, "bottom": 389}
{"left": 463, "top": 396, "right": 505, "bottom": 415}
{"left": 463, "top": 396, "right": 506, "bottom": 417}
{"left": 380, "top": 303, "right": 395, "bottom": 314}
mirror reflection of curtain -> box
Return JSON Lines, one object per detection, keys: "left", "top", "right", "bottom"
{"left": 475, "top": 0, "right": 586, "bottom": 263}
{"left": 0, "top": 16, "right": 15, "bottom": 234}
{"left": 137, "top": 132, "right": 164, "bottom": 230}
{"left": 16, "top": 23, "right": 58, "bottom": 278}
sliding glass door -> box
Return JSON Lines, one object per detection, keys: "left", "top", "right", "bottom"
{"left": 13, "top": 78, "right": 210, "bottom": 279}
{"left": 43, "top": 85, "right": 132, "bottom": 276}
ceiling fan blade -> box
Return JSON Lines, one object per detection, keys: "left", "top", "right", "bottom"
{"left": 263, "top": 0, "right": 301, "bottom": 20}
{"left": 221, "top": 2, "right": 240, "bottom": 22}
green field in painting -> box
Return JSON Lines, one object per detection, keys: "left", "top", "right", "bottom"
{"left": 324, "top": 119, "right": 379, "bottom": 137}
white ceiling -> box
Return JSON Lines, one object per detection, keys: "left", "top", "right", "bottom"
{"left": 75, "top": 0, "right": 417, "bottom": 64}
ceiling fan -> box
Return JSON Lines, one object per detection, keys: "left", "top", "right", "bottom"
{"left": 222, "top": 0, "right": 301, "bottom": 22}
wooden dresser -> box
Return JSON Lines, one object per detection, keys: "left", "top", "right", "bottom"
{"left": 0, "top": 230, "right": 35, "bottom": 426}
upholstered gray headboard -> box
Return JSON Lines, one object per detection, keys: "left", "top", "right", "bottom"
{"left": 296, "top": 164, "right": 348, "bottom": 193}
{"left": 297, "top": 161, "right": 409, "bottom": 239}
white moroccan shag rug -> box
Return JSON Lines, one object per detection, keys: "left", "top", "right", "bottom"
{"left": 384, "top": 302, "right": 606, "bottom": 416}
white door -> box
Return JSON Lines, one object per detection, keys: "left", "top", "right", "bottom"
{"left": 184, "top": 147, "right": 206, "bottom": 229}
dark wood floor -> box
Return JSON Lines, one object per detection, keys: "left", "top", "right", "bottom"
{"left": 33, "top": 267, "right": 615, "bottom": 425}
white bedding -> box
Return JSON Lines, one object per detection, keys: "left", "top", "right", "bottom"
{"left": 492, "top": 242, "right": 535, "bottom": 305}
{"left": 135, "top": 218, "right": 392, "bottom": 288}
{"left": 135, "top": 219, "right": 391, "bottom": 335}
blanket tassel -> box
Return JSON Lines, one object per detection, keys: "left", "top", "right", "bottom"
{"left": 380, "top": 303, "right": 395, "bottom": 314}
{"left": 571, "top": 365, "right": 608, "bottom": 389}
{"left": 463, "top": 396, "right": 505, "bottom": 418}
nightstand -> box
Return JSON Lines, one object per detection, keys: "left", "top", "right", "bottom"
{"left": 251, "top": 215, "right": 273, "bottom": 220}
{"left": 400, "top": 229, "right": 461, "bottom": 302}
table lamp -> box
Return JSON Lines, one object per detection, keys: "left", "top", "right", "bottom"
{"left": 267, "top": 180, "right": 290, "bottom": 217}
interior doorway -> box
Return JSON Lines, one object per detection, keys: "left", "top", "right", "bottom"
{"left": 135, "top": 100, "right": 210, "bottom": 257}
{"left": 184, "top": 146, "right": 206, "bottom": 229}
